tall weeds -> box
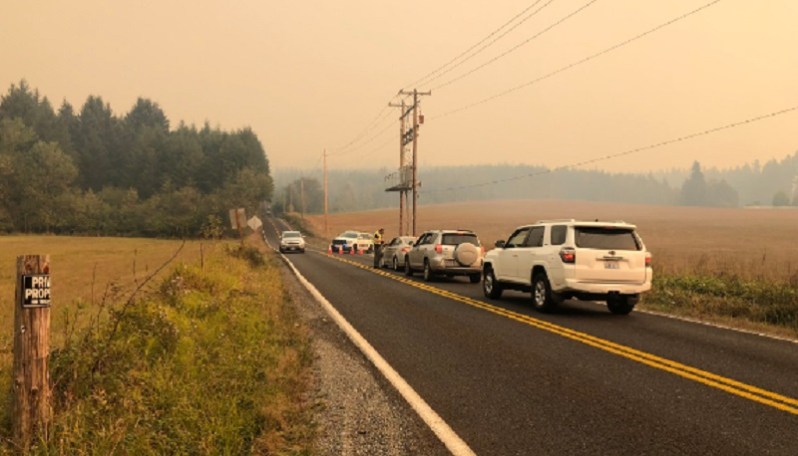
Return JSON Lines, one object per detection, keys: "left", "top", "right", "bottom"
{"left": 646, "top": 272, "right": 798, "bottom": 335}
{"left": 1, "top": 243, "right": 312, "bottom": 454}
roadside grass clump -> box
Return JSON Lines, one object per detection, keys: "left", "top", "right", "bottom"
{"left": 226, "top": 243, "right": 267, "bottom": 268}
{"left": 645, "top": 273, "right": 798, "bottom": 336}
{"left": 2, "top": 241, "right": 313, "bottom": 454}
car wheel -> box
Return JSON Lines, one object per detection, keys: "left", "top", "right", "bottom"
{"left": 393, "top": 256, "right": 399, "bottom": 271}
{"left": 423, "top": 260, "right": 434, "bottom": 282}
{"left": 607, "top": 295, "right": 636, "bottom": 315}
{"left": 483, "top": 268, "right": 503, "bottom": 299}
{"left": 404, "top": 257, "right": 414, "bottom": 276}
{"left": 531, "top": 272, "right": 559, "bottom": 313}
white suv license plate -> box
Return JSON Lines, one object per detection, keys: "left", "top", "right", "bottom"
{"left": 604, "top": 261, "right": 620, "bottom": 270}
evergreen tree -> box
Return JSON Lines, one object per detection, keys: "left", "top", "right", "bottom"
{"left": 680, "top": 161, "right": 708, "bottom": 206}
{"left": 772, "top": 191, "right": 790, "bottom": 206}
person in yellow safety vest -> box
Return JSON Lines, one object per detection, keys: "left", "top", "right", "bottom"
{"left": 373, "top": 228, "right": 385, "bottom": 268}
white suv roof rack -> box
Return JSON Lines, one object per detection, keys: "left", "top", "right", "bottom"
{"left": 535, "top": 219, "right": 576, "bottom": 224}
{"left": 535, "top": 219, "right": 629, "bottom": 224}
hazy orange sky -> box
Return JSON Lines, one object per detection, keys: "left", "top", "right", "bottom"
{"left": 2, "top": 1, "right": 796, "bottom": 174}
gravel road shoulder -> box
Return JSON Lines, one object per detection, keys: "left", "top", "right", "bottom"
{"left": 278, "top": 263, "right": 449, "bottom": 455}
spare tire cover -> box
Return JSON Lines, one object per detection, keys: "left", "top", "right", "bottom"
{"left": 454, "top": 243, "right": 478, "bottom": 266}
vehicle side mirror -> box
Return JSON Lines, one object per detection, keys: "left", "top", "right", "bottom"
{"left": 495, "top": 240, "right": 506, "bottom": 248}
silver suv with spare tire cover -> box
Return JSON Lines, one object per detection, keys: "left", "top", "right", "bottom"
{"left": 404, "top": 229, "right": 484, "bottom": 283}
{"left": 482, "top": 220, "right": 652, "bottom": 314}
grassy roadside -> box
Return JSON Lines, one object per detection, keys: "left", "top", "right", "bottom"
{"left": 1, "top": 237, "right": 314, "bottom": 454}
{"left": 643, "top": 273, "right": 798, "bottom": 339}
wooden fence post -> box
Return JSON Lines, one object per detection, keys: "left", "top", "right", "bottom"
{"left": 12, "top": 255, "right": 52, "bottom": 450}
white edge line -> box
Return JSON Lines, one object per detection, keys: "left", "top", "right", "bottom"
{"left": 636, "top": 308, "right": 798, "bottom": 345}
{"left": 266, "top": 222, "right": 475, "bottom": 456}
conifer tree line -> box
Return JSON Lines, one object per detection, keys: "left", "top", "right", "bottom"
{"left": 0, "top": 81, "right": 273, "bottom": 236}
{"left": 274, "top": 153, "right": 798, "bottom": 213}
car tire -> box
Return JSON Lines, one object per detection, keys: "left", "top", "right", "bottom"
{"left": 393, "top": 256, "right": 400, "bottom": 271}
{"left": 404, "top": 257, "right": 414, "bottom": 276}
{"left": 531, "top": 272, "right": 559, "bottom": 313}
{"left": 607, "top": 295, "right": 636, "bottom": 315}
{"left": 483, "top": 268, "right": 503, "bottom": 299}
{"left": 423, "top": 260, "right": 434, "bottom": 282}
{"left": 469, "top": 273, "right": 481, "bottom": 284}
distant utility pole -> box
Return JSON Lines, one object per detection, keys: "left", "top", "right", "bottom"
{"left": 300, "top": 176, "right": 306, "bottom": 219}
{"left": 399, "top": 89, "right": 431, "bottom": 236}
{"left": 323, "top": 150, "right": 329, "bottom": 237}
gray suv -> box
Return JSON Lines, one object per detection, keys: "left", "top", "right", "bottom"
{"left": 404, "top": 230, "right": 484, "bottom": 282}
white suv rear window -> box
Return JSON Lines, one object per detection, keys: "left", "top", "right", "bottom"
{"left": 574, "top": 227, "right": 640, "bottom": 251}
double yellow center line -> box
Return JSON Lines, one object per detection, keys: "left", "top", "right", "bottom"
{"left": 320, "top": 251, "right": 798, "bottom": 416}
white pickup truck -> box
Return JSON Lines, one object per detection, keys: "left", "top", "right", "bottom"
{"left": 482, "top": 220, "right": 652, "bottom": 315}
{"left": 330, "top": 231, "right": 374, "bottom": 254}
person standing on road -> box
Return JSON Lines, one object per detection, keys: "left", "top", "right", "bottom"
{"left": 373, "top": 227, "right": 385, "bottom": 268}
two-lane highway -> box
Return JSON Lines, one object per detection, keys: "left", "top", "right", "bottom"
{"left": 265, "top": 218, "right": 798, "bottom": 455}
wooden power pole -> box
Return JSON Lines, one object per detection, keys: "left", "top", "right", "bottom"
{"left": 323, "top": 149, "right": 328, "bottom": 237}
{"left": 399, "top": 89, "right": 431, "bottom": 236}
{"left": 388, "top": 99, "right": 407, "bottom": 235}
{"left": 387, "top": 89, "right": 430, "bottom": 236}
{"left": 13, "top": 255, "right": 52, "bottom": 450}
{"left": 300, "top": 176, "right": 306, "bottom": 220}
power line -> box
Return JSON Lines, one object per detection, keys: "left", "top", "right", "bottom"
{"left": 345, "top": 2, "right": 553, "bottom": 160}
{"left": 404, "top": 0, "right": 548, "bottom": 90}
{"left": 422, "top": 104, "right": 798, "bottom": 194}
{"left": 353, "top": 134, "right": 396, "bottom": 160}
{"left": 431, "top": 0, "right": 599, "bottom": 91}
{"left": 329, "top": 100, "right": 396, "bottom": 156}
{"left": 330, "top": 117, "right": 398, "bottom": 158}
{"left": 433, "top": 0, "right": 723, "bottom": 120}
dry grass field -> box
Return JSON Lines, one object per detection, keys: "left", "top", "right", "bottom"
{"left": 306, "top": 199, "right": 798, "bottom": 282}
{"left": 0, "top": 236, "right": 206, "bottom": 348}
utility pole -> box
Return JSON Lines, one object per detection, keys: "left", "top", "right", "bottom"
{"left": 323, "top": 149, "right": 328, "bottom": 237}
{"left": 300, "top": 176, "right": 305, "bottom": 220}
{"left": 388, "top": 100, "right": 407, "bottom": 235}
{"left": 399, "top": 89, "right": 431, "bottom": 236}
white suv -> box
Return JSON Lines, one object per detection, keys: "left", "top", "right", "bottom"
{"left": 482, "top": 220, "right": 652, "bottom": 314}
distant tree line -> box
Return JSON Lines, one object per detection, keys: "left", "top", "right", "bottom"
{"left": 275, "top": 152, "right": 798, "bottom": 214}
{"left": 0, "top": 80, "right": 273, "bottom": 236}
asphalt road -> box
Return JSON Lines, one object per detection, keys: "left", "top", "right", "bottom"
{"left": 266, "top": 218, "right": 798, "bottom": 455}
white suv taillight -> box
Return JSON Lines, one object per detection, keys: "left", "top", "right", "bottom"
{"left": 435, "top": 244, "right": 443, "bottom": 254}
{"left": 645, "top": 252, "right": 652, "bottom": 267}
{"left": 559, "top": 247, "right": 576, "bottom": 264}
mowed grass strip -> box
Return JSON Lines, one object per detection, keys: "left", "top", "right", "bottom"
{"left": 1, "top": 236, "right": 313, "bottom": 454}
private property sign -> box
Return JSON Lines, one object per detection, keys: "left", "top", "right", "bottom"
{"left": 21, "top": 274, "right": 51, "bottom": 308}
